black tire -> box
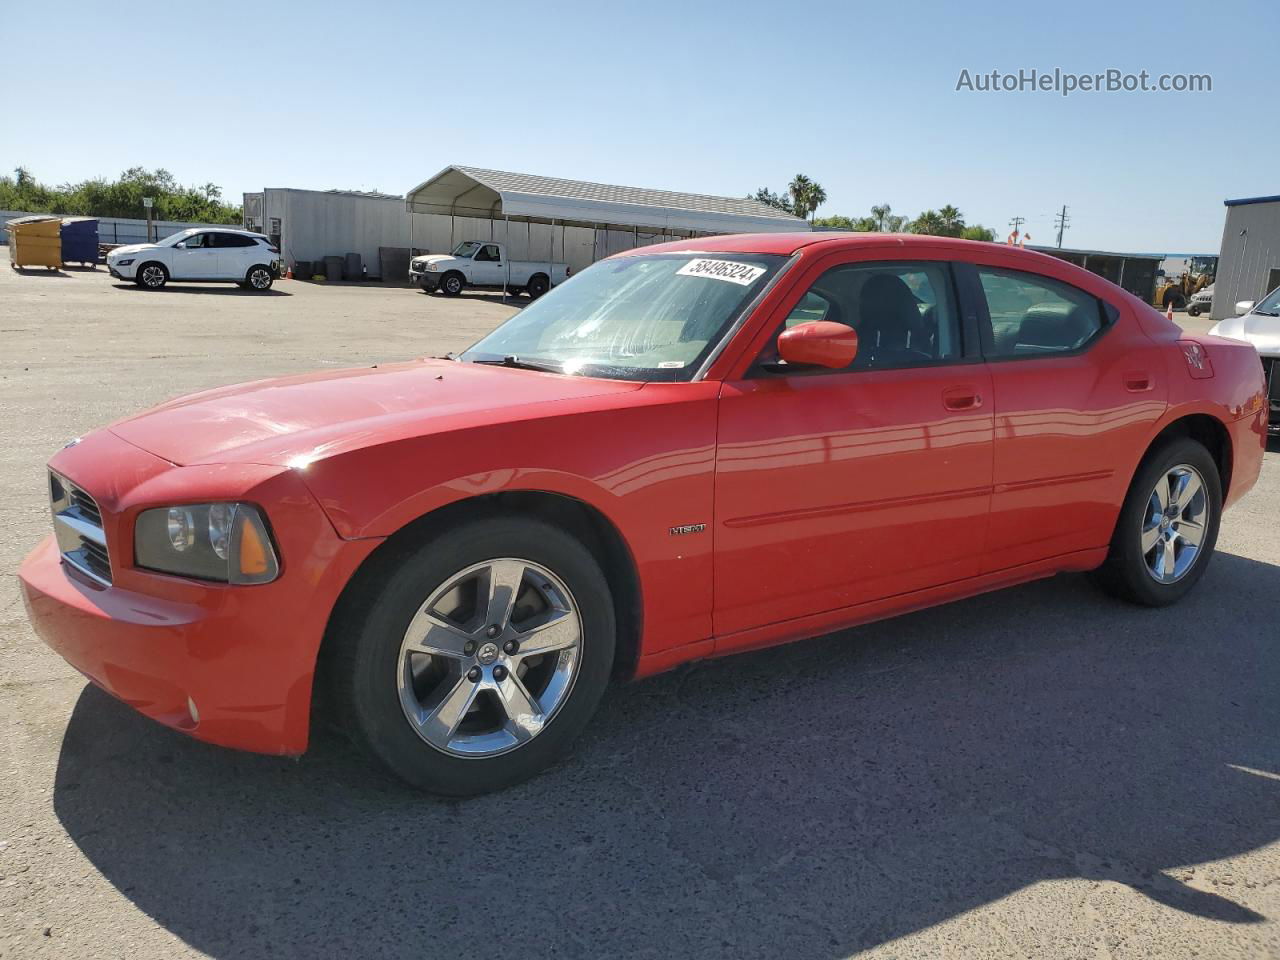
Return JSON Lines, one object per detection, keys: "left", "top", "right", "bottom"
{"left": 505, "top": 287, "right": 525, "bottom": 298}
{"left": 439, "top": 271, "right": 464, "bottom": 297}
{"left": 527, "top": 273, "right": 550, "bottom": 299}
{"left": 245, "top": 264, "right": 274, "bottom": 291}
{"left": 1187, "top": 304, "right": 1202, "bottom": 317}
{"left": 1093, "top": 436, "right": 1222, "bottom": 606}
{"left": 330, "top": 515, "right": 616, "bottom": 795}
{"left": 136, "top": 262, "right": 168, "bottom": 289}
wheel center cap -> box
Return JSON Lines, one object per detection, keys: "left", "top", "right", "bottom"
{"left": 476, "top": 642, "right": 500, "bottom": 666}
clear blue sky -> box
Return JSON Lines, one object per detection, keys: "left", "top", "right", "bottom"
{"left": 4, "top": 0, "right": 1275, "bottom": 253}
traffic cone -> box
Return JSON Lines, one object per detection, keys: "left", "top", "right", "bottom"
{"left": 286, "top": 266, "right": 294, "bottom": 280}
{"left": 1167, "top": 302, "right": 1174, "bottom": 322}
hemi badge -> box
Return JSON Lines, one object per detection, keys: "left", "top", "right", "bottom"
{"left": 669, "top": 523, "right": 707, "bottom": 537}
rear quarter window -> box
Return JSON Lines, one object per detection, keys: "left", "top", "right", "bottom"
{"left": 977, "top": 267, "right": 1109, "bottom": 358}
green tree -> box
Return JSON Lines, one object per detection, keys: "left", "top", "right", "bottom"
{"left": 960, "top": 224, "right": 996, "bottom": 242}
{"left": 748, "top": 187, "right": 793, "bottom": 213}
{"left": 938, "top": 205, "right": 965, "bottom": 236}
{"left": 910, "top": 210, "right": 946, "bottom": 235}
{"left": 788, "top": 174, "right": 827, "bottom": 222}
{"left": 0, "top": 166, "right": 242, "bottom": 224}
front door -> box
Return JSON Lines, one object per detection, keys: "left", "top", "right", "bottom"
{"left": 169, "top": 232, "right": 217, "bottom": 279}
{"left": 713, "top": 257, "right": 994, "bottom": 639}
{"left": 470, "top": 244, "right": 505, "bottom": 285}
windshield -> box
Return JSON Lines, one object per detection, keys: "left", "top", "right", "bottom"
{"left": 451, "top": 241, "right": 483, "bottom": 258}
{"left": 461, "top": 252, "right": 786, "bottom": 382}
{"left": 156, "top": 229, "right": 196, "bottom": 247}
{"left": 1252, "top": 286, "right": 1280, "bottom": 316}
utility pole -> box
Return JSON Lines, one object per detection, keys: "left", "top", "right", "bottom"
{"left": 1054, "top": 205, "right": 1070, "bottom": 248}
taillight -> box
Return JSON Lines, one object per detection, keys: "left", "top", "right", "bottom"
{"left": 1178, "top": 340, "right": 1214, "bottom": 379}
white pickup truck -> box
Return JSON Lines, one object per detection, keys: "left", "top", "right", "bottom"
{"left": 409, "top": 241, "right": 570, "bottom": 298}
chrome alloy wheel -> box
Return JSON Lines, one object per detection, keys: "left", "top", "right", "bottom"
{"left": 396, "top": 558, "right": 582, "bottom": 758}
{"left": 249, "top": 267, "right": 271, "bottom": 289}
{"left": 1142, "top": 463, "right": 1210, "bottom": 584}
{"left": 140, "top": 265, "right": 166, "bottom": 287}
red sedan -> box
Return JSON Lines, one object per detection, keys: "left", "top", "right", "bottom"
{"left": 19, "top": 233, "right": 1267, "bottom": 795}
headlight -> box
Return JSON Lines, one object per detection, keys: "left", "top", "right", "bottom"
{"left": 135, "top": 503, "right": 280, "bottom": 584}
{"left": 116, "top": 258, "right": 135, "bottom": 266}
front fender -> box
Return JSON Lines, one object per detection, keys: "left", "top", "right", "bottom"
{"left": 295, "top": 385, "right": 722, "bottom": 655}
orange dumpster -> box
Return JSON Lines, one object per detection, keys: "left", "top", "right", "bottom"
{"left": 7, "top": 215, "right": 63, "bottom": 270}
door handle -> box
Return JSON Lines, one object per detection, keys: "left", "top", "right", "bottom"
{"left": 1123, "top": 371, "right": 1152, "bottom": 392}
{"left": 942, "top": 387, "right": 982, "bottom": 411}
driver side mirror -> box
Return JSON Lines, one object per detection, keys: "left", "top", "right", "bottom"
{"left": 174, "top": 241, "right": 187, "bottom": 249}
{"left": 777, "top": 321, "right": 859, "bottom": 369}
{"left": 1235, "top": 300, "right": 1255, "bottom": 316}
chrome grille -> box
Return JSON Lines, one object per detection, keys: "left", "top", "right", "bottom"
{"left": 49, "top": 472, "right": 111, "bottom": 586}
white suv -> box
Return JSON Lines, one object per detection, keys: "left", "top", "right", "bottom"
{"left": 107, "top": 228, "right": 282, "bottom": 291}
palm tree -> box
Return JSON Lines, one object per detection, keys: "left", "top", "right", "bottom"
{"left": 938, "top": 205, "right": 965, "bottom": 236}
{"left": 870, "top": 204, "right": 892, "bottom": 231}
{"left": 911, "top": 210, "right": 946, "bottom": 235}
{"left": 787, "top": 174, "right": 827, "bottom": 222}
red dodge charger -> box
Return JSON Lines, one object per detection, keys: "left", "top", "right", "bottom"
{"left": 19, "top": 233, "right": 1267, "bottom": 795}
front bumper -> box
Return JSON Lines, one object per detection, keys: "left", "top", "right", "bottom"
{"left": 410, "top": 267, "right": 438, "bottom": 291}
{"left": 107, "top": 261, "right": 137, "bottom": 280}
{"left": 17, "top": 430, "right": 381, "bottom": 755}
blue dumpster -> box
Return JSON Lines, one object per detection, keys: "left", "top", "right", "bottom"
{"left": 60, "top": 217, "right": 99, "bottom": 267}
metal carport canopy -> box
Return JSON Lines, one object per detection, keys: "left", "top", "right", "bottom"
{"left": 404, "top": 165, "right": 810, "bottom": 234}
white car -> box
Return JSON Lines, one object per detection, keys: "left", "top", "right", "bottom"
{"left": 1208, "top": 285, "right": 1280, "bottom": 436}
{"left": 1186, "top": 284, "right": 1213, "bottom": 317}
{"left": 409, "top": 241, "right": 569, "bottom": 298}
{"left": 107, "top": 228, "right": 282, "bottom": 291}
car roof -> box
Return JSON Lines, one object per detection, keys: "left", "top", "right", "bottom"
{"left": 182, "top": 227, "right": 266, "bottom": 238}
{"left": 625, "top": 231, "right": 1071, "bottom": 265}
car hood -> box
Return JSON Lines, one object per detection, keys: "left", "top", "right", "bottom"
{"left": 414, "top": 255, "right": 460, "bottom": 266}
{"left": 1210, "top": 313, "right": 1280, "bottom": 357}
{"left": 107, "top": 359, "right": 643, "bottom": 467}
{"left": 108, "top": 243, "right": 160, "bottom": 258}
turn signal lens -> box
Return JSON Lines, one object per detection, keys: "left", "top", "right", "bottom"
{"left": 237, "top": 516, "right": 271, "bottom": 578}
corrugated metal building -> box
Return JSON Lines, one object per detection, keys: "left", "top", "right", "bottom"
{"left": 245, "top": 167, "right": 808, "bottom": 280}
{"left": 1214, "top": 194, "right": 1280, "bottom": 320}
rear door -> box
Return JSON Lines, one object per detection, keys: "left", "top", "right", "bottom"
{"left": 168, "top": 231, "right": 217, "bottom": 279}
{"left": 713, "top": 255, "right": 994, "bottom": 640}
{"left": 210, "top": 232, "right": 258, "bottom": 279}
{"left": 968, "top": 261, "right": 1168, "bottom": 571}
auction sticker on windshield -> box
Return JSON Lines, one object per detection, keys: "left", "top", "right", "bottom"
{"left": 676, "top": 258, "right": 767, "bottom": 286}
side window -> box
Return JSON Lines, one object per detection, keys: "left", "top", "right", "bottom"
{"left": 764, "top": 261, "right": 962, "bottom": 372}
{"left": 182, "top": 232, "right": 207, "bottom": 248}
{"left": 477, "top": 244, "right": 501, "bottom": 262}
{"left": 977, "top": 268, "right": 1106, "bottom": 357}
{"left": 222, "top": 233, "right": 257, "bottom": 248}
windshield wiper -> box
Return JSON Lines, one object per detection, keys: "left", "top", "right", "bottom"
{"left": 470, "top": 355, "right": 564, "bottom": 373}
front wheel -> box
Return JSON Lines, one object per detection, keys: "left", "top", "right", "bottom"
{"left": 1094, "top": 436, "right": 1222, "bottom": 606}
{"left": 136, "top": 262, "right": 168, "bottom": 289}
{"left": 439, "top": 272, "right": 464, "bottom": 296}
{"left": 333, "top": 516, "right": 616, "bottom": 795}
{"left": 1187, "top": 304, "right": 1202, "bottom": 317}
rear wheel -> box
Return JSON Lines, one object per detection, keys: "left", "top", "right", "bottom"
{"left": 136, "top": 262, "right": 168, "bottom": 289}
{"left": 245, "top": 265, "right": 274, "bottom": 291}
{"left": 1094, "top": 437, "right": 1221, "bottom": 606}
{"left": 332, "top": 516, "right": 616, "bottom": 795}
{"left": 527, "top": 273, "right": 550, "bottom": 299}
